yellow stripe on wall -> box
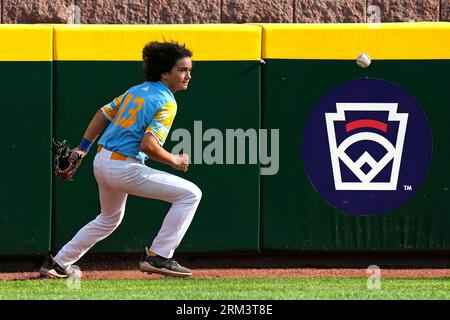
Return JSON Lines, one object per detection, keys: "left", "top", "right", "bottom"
{"left": 54, "top": 24, "right": 262, "bottom": 61}
{"left": 0, "top": 25, "right": 53, "bottom": 61}
{"left": 262, "top": 22, "right": 450, "bottom": 60}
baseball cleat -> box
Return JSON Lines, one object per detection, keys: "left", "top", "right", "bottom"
{"left": 139, "top": 249, "right": 192, "bottom": 277}
{"left": 39, "top": 255, "right": 82, "bottom": 279}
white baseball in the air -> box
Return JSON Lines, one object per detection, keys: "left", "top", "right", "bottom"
{"left": 356, "top": 53, "right": 371, "bottom": 68}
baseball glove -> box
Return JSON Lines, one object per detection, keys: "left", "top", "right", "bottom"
{"left": 53, "top": 139, "right": 83, "bottom": 181}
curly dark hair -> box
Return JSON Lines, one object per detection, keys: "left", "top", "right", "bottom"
{"left": 142, "top": 41, "right": 193, "bottom": 81}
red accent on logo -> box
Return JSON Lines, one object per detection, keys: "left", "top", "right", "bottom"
{"left": 346, "top": 119, "right": 388, "bottom": 133}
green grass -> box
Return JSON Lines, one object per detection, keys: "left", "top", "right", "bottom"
{"left": 0, "top": 278, "right": 448, "bottom": 300}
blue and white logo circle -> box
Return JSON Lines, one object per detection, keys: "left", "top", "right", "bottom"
{"left": 302, "top": 78, "right": 432, "bottom": 216}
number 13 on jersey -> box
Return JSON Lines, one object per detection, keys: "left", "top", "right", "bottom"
{"left": 114, "top": 94, "right": 144, "bottom": 128}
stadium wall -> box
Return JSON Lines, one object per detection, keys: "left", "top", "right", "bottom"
{"left": 0, "top": 23, "right": 449, "bottom": 255}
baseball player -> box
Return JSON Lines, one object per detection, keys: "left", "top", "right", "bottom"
{"left": 40, "top": 41, "right": 202, "bottom": 278}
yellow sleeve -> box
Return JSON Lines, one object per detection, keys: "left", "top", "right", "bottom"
{"left": 100, "top": 92, "right": 127, "bottom": 121}
{"left": 146, "top": 100, "right": 177, "bottom": 146}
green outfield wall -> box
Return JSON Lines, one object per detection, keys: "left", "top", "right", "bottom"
{"left": 1, "top": 23, "right": 449, "bottom": 256}
{"left": 261, "top": 23, "right": 450, "bottom": 251}
{"left": 0, "top": 25, "right": 53, "bottom": 254}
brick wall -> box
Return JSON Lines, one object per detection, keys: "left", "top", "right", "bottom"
{"left": 1, "top": 0, "right": 449, "bottom": 23}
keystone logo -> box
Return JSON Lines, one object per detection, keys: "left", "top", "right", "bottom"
{"left": 302, "top": 78, "right": 432, "bottom": 216}
{"left": 326, "top": 103, "right": 407, "bottom": 191}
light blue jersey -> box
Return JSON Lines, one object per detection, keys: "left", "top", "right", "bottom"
{"left": 98, "top": 81, "right": 177, "bottom": 162}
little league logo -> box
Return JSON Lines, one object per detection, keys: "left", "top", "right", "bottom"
{"left": 302, "top": 78, "right": 432, "bottom": 216}
{"left": 326, "top": 102, "right": 407, "bottom": 191}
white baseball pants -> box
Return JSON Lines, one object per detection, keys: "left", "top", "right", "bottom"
{"left": 54, "top": 148, "right": 202, "bottom": 269}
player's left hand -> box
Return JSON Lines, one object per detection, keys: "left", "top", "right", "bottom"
{"left": 53, "top": 139, "right": 84, "bottom": 181}
{"left": 70, "top": 148, "right": 87, "bottom": 161}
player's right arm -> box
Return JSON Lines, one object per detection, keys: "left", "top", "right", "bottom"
{"left": 140, "top": 99, "right": 188, "bottom": 171}
{"left": 140, "top": 133, "right": 189, "bottom": 172}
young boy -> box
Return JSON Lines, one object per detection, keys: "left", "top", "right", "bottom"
{"left": 40, "top": 41, "right": 201, "bottom": 278}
